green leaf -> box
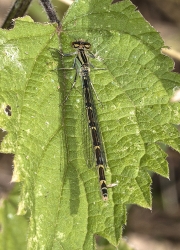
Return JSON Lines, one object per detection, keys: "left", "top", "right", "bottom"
{"left": 96, "top": 237, "right": 135, "bottom": 250}
{"left": 0, "top": 184, "right": 28, "bottom": 250}
{"left": 0, "top": 0, "right": 180, "bottom": 249}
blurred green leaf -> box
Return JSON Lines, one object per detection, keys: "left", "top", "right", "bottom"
{"left": 0, "top": 184, "right": 28, "bottom": 250}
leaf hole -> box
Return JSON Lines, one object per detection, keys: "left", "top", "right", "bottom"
{"left": 4, "top": 105, "right": 12, "bottom": 116}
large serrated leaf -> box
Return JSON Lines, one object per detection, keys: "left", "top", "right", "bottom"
{"left": 0, "top": 0, "right": 180, "bottom": 249}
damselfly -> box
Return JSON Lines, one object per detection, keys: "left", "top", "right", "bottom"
{"left": 61, "top": 40, "right": 108, "bottom": 201}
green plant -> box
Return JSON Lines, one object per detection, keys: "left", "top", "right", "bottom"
{"left": 0, "top": 0, "right": 180, "bottom": 249}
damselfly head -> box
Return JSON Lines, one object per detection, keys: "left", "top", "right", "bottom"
{"left": 72, "top": 40, "right": 91, "bottom": 49}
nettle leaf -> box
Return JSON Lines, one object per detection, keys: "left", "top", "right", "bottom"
{"left": 0, "top": 0, "right": 180, "bottom": 249}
